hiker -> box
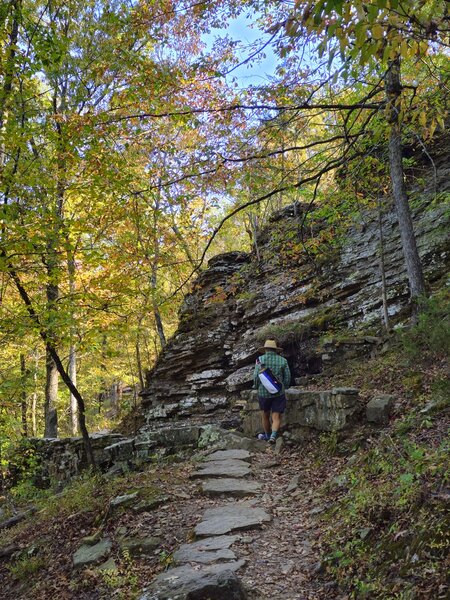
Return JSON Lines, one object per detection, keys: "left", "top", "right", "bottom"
{"left": 253, "top": 339, "right": 291, "bottom": 444}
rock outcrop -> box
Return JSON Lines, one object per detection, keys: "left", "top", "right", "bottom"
{"left": 141, "top": 144, "right": 449, "bottom": 421}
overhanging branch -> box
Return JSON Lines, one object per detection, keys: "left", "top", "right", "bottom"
{"left": 159, "top": 147, "right": 367, "bottom": 306}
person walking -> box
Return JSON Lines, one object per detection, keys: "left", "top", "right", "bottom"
{"left": 253, "top": 339, "right": 291, "bottom": 444}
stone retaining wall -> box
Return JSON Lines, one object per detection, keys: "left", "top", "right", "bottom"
{"left": 242, "top": 387, "right": 360, "bottom": 435}
{"left": 9, "top": 427, "right": 202, "bottom": 489}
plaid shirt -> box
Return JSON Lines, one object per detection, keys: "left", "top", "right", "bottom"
{"left": 253, "top": 350, "right": 291, "bottom": 398}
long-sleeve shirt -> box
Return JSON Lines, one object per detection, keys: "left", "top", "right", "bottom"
{"left": 253, "top": 350, "right": 291, "bottom": 398}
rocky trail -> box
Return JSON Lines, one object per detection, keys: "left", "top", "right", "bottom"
{"left": 139, "top": 435, "right": 343, "bottom": 600}
{"left": 1, "top": 383, "right": 390, "bottom": 600}
{"left": 0, "top": 426, "right": 347, "bottom": 600}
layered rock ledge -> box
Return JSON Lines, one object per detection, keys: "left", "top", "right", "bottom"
{"left": 140, "top": 146, "right": 449, "bottom": 422}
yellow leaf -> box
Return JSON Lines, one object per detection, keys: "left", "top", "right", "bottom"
{"left": 400, "top": 40, "right": 410, "bottom": 58}
{"left": 419, "top": 41, "right": 429, "bottom": 55}
{"left": 372, "top": 24, "right": 383, "bottom": 39}
{"left": 429, "top": 120, "right": 437, "bottom": 139}
{"left": 419, "top": 112, "right": 427, "bottom": 128}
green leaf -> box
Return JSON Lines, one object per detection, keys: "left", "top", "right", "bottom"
{"left": 399, "top": 473, "right": 414, "bottom": 485}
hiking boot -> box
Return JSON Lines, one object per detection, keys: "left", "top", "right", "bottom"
{"left": 257, "top": 432, "right": 270, "bottom": 441}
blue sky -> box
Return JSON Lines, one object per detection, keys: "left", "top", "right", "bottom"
{"left": 203, "top": 13, "right": 278, "bottom": 86}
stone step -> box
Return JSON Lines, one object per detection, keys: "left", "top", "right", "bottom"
{"left": 173, "top": 535, "right": 238, "bottom": 565}
{"left": 202, "top": 478, "right": 261, "bottom": 497}
{"left": 139, "top": 424, "right": 269, "bottom": 599}
{"left": 205, "top": 449, "right": 252, "bottom": 462}
{"left": 190, "top": 459, "right": 251, "bottom": 479}
{"left": 195, "top": 503, "right": 271, "bottom": 537}
{"left": 141, "top": 561, "right": 246, "bottom": 600}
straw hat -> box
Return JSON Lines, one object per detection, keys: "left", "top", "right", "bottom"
{"left": 258, "top": 339, "right": 283, "bottom": 354}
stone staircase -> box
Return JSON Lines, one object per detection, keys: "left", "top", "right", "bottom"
{"left": 140, "top": 447, "right": 269, "bottom": 599}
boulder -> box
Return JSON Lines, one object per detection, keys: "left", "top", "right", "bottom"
{"left": 73, "top": 538, "right": 112, "bottom": 569}
{"left": 366, "top": 395, "right": 395, "bottom": 425}
{"left": 109, "top": 492, "right": 138, "bottom": 511}
{"left": 132, "top": 496, "right": 169, "bottom": 514}
{"left": 98, "top": 557, "right": 118, "bottom": 571}
{"left": 81, "top": 532, "right": 102, "bottom": 546}
{"left": 119, "top": 536, "right": 161, "bottom": 557}
{"left": 286, "top": 475, "right": 300, "bottom": 493}
{"left": 140, "top": 562, "right": 247, "bottom": 600}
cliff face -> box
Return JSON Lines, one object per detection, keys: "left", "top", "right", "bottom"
{"left": 141, "top": 148, "right": 449, "bottom": 421}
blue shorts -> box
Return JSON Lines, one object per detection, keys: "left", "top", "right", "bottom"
{"left": 258, "top": 394, "right": 286, "bottom": 414}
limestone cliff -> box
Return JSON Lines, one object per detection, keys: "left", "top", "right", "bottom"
{"left": 141, "top": 145, "right": 449, "bottom": 421}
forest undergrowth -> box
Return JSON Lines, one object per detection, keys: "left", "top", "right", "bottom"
{"left": 308, "top": 290, "right": 450, "bottom": 599}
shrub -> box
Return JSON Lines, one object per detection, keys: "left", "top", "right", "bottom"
{"left": 8, "top": 554, "right": 45, "bottom": 581}
{"left": 400, "top": 290, "right": 450, "bottom": 359}
{"left": 10, "top": 480, "right": 51, "bottom": 504}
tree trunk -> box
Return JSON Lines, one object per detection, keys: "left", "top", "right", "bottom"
{"left": 247, "top": 212, "right": 261, "bottom": 262}
{"left": 98, "top": 333, "right": 107, "bottom": 413}
{"left": 377, "top": 197, "right": 390, "bottom": 331}
{"left": 109, "top": 383, "right": 118, "bottom": 417}
{"left": 44, "top": 347, "right": 58, "bottom": 437}
{"left": 44, "top": 273, "right": 59, "bottom": 438}
{"left": 0, "top": 0, "right": 20, "bottom": 131}
{"left": 31, "top": 353, "right": 38, "bottom": 437}
{"left": 117, "top": 381, "right": 123, "bottom": 416}
{"left": 170, "top": 223, "right": 196, "bottom": 267}
{"left": 20, "top": 353, "right": 28, "bottom": 437}
{"left": 151, "top": 179, "right": 166, "bottom": 349}
{"left": 47, "top": 342, "right": 94, "bottom": 466}
{"left": 69, "top": 344, "right": 78, "bottom": 435}
{"left": 43, "top": 38, "right": 70, "bottom": 437}
{"left": 68, "top": 252, "right": 78, "bottom": 435}
{"left": 385, "top": 59, "right": 426, "bottom": 306}
{"left": 107, "top": 382, "right": 122, "bottom": 418}
{"left": 153, "top": 301, "right": 167, "bottom": 349}
{"left": 44, "top": 151, "right": 62, "bottom": 439}
{"left": 136, "top": 338, "right": 145, "bottom": 390}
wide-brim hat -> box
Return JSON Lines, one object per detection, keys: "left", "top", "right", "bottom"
{"left": 258, "top": 339, "right": 283, "bottom": 354}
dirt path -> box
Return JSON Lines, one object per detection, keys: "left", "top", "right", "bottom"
{"left": 232, "top": 444, "right": 343, "bottom": 600}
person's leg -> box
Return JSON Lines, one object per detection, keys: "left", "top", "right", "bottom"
{"left": 271, "top": 411, "right": 281, "bottom": 434}
{"left": 258, "top": 398, "right": 272, "bottom": 440}
{"left": 269, "top": 395, "right": 286, "bottom": 444}
{"left": 261, "top": 410, "right": 271, "bottom": 435}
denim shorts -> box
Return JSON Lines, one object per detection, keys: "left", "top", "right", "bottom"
{"left": 258, "top": 394, "right": 287, "bottom": 414}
